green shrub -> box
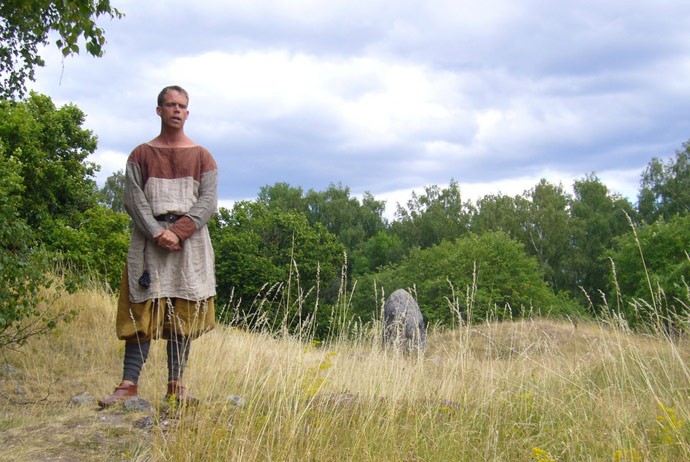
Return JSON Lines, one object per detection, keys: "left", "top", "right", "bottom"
{"left": 0, "top": 146, "right": 67, "bottom": 348}
{"left": 609, "top": 215, "right": 690, "bottom": 327}
{"left": 352, "top": 232, "right": 572, "bottom": 326}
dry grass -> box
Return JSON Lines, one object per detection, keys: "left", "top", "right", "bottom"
{"left": 2, "top": 283, "right": 690, "bottom": 461}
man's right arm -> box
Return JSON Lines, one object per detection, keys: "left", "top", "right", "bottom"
{"left": 123, "top": 160, "right": 164, "bottom": 240}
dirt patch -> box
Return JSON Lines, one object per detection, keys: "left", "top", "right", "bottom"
{"left": 0, "top": 402, "right": 151, "bottom": 461}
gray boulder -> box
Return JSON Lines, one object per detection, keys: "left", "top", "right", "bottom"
{"left": 123, "top": 396, "right": 153, "bottom": 412}
{"left": 382, "top": 289, "right": 426, "bottom": 353}
{"left": 70, "top": 391, "right": 95, "bottom": 406}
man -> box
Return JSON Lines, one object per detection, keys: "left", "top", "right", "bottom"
{"left": 99, "top": 85, "right": 218, "bottom": 407}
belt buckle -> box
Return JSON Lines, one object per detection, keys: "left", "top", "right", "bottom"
{"left": 165, "top": 213, "right": 177, "bottom": 223}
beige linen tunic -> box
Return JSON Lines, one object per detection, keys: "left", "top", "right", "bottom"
{"left": 123, "top": 144, "right": 218, "bottom": 303}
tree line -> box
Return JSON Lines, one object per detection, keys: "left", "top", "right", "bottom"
{"left": 99, "top": 118, "right": 690, "bottom": 336}
{"left": 207, "top": 163, "right": 690, "bottom": 336}
{"left": 2, "top": 93, "right": 690, "bottom": 342}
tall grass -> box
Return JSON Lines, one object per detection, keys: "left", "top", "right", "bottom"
{"left": 2, "top": 263, "right": 690, "bottom": 461}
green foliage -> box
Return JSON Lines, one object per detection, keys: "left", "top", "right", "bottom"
{"left": 0, "top": 93, "right": 99, "bottom": 228}
{"left": 0, "top": 143, "right": 66, "bottom": 348}
{"left": 638, "top": 141, "right": 690, "bottom": 224}
{"left": 306, "top": 185, "right": 386, "bottom": 250}
{"left": 99, "top": 169, "right": 125, "bottom": 213}
{"left": 256, "top": 181, "right": 388, "bottom": 275}
{"left": 471, "top": 181, "right": 576, "bottom": 297}
{"left": 352, "top": 232, "right": 567, "bottom": 326}
{"left": 569, "top": 174, "right": 636, "bottom": 309}
{"left": 257, "top": 182, "right": 387, "bottom": 250}
{"left": 0, "top": 94, "right": 128, "bottom": 349}
{"left": 608, "top": 214, "right": 690, "bottom": 325}
{"left": 48, "top": 205, "right": 129, "bottom": 291}
{"left": 471, "top": 193, "right": 523, "bottom": 237}
{"left": 391, "top": 179, "right": 473, "bottom": 250}
{"left": 0, "top": 93, "right": 128, "bottom": 289}
{"left": 519, "top": 180, "right": 572, "bottom": 294}
{"left": 210, "top": 201, "right": 345, "bottom": 335}
{"left": 351, "top": 230, "right": 404, "bottom": 277}
{"left": 471, "top": 177, "right": 637, "bottom": 309}
{"left": 0, "top": 0, "right": 123, "bottom": 98}
{"left": 257, "top": 182, "right": 307, "bottom": 215}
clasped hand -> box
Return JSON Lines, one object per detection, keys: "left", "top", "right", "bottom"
{"left": 154, "top": 229, "right": 182, "bottom": 251}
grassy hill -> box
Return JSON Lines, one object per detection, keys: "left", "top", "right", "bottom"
{"left": 1, "top": 284, "right": 690, "bottom": 461}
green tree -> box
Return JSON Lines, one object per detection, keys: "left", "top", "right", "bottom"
{"left": 257, "top": 182, "right": 306, "bottom": 215}
{"left": 99, "top": 169, "right": 125, "bottom": 213}
{"left": 638, "top": 141, "right": 690, "bottom": 224}
{"left": 359, "top": 192, "right": 388, "bottom": 243}
{"left": 391, "top": 179, "right": 472, "bottom": 250}
{"left": 609, "top": 214, "right": 690, "bottom": 327}
{"left": 569, "top": 174, "right": 636, "bottom": 309}
{"left": 0, "top": 0, "right": 123, "bottom": 98}
{"left": 351, "top": 230, "right": 404, "bottom": 277}
{"left": 304, "top": 183, "right": 386, "bottom": 251}
{"left": 0, "top": 142, "right": 68, "bottom": 348}
{"left": 0, "top": 94, "right": 128, "bottom": 348}
{"left": 352, "top": 232, "right": 567, "bottom": 326}
{"left": 257, "top": 182, "right": 387, "bottom": 258}
{"left": 0, "top": 93, "right": 128, "bottom": 291}
{"left": 471, "top": 193, "right": 522, "bottom": 237}
{"left": 48, "top": 204, "right": 129, "bottom": 290}
{"left": 210, "top": 201, "right": 345, "bottom": 335}
{"left": 0, "top": 93, "right": 99, "bottom": 229}
{"left": 518, "top": 180, "right": 572, "bottom": 294}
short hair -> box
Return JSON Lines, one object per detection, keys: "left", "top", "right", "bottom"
{"left": 157, "top": 85, "right": 189, "bottom": 107}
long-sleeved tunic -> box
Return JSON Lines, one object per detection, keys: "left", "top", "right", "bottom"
{"left": 123, "top": 143, "right": 218, "bottom": 303}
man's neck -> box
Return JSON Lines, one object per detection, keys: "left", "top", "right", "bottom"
{"left": 148, "top": 128, "right": 196, "bottom": 148}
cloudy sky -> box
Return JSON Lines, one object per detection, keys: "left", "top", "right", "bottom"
{"left": 30, "top": 0, "right": 690, "bottom": 218}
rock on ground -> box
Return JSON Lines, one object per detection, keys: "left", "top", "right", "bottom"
{"left": 71, "top": 391, "right": 95, "bottom": 406}
{"left": 123, "top": 397, "right": 153, "bottom": 412}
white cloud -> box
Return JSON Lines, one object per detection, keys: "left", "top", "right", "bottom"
{"left": 24, "top": 0, "right": 690, "bottom": 209}
{"left": 89, "top": 149, "right": 128, "bottom": 185}
{"left": 596, "top": 167, "right": 644, "bottom": 200}
{"left": 217, "top": 199, "right": 238, "bottom": 211}
{"left": 152, "top": 51, "right": 473, "bottom": 149}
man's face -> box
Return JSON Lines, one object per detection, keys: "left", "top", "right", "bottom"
{"left": 156, "top": 90, "right": 189, "bottom": 129}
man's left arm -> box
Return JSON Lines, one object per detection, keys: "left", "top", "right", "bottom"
{"left": 169, "top": 168, "right": 218, "bottom": 242}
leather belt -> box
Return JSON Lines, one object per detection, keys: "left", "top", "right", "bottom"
{"left": 155, "top": 213, "right": 183, "bottom": 223}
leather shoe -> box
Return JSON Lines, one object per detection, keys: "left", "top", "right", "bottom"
{"left": 98, "top": 381, "right": 138, "bottom": 408}
{"left": 166, "top": 380, "right": 198, "bottom": 405}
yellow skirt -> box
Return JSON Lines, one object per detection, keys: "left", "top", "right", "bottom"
{"left": 116, "top": 266, "right": 215, "bottom": 343}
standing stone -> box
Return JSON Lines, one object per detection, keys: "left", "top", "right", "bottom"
{"left": 382, "top": 289, "right": 426, "bottom": 353}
